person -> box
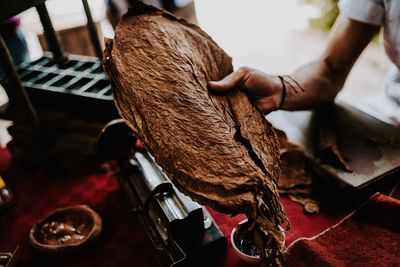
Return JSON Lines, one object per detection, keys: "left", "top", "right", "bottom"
{"left": 0, "top": 16, "right": 30, "bottom": 108}
{"left": 0, "top": 16, "right": 30, "bottom": 67}
{"left": 208, "top": 0, "right": 400, "bottom": 123}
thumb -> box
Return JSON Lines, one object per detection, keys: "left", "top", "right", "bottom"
{"left": 207, "top": 68, "right": 249, "bottom": 94}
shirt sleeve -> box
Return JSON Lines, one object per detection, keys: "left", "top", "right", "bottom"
{"left": 339, "top": 0, "right": 384, "bottom": 26}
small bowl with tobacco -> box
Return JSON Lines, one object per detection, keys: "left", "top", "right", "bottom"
{"left": 231, "top": 219, "right": 261, "bottom": 265}
{"left": 231, "top": 218, "right": 285, "bottom": 266}
{"left": 29, "top": 205, "right": 102, "bottom": 252}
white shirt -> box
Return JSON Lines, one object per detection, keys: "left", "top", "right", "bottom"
{"left": 339, "top": 0, "right": 400, "bottom": 125}
{"left": 339, "top": 0, "right": 400, "bottom": 68}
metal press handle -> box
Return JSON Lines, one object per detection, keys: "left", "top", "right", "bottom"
{"left": 135, "top": 152, "right": 171, "bottom": 191}
{"left": 134, "top": 152, "right": 173, "bottom": 211}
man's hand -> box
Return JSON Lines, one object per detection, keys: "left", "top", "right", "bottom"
{"left": 207, "top": 67, "right": 282, "bottom": 114}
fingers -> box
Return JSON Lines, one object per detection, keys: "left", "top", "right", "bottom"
{"left": 207, "top": 67, "right": 252, "bottom": 94}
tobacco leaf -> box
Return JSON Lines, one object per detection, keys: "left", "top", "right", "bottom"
{"left": 103, "top": 2, "right": 287, "bottom": 265}
{"left": 276, "top": 128, "right": 320, "bottom": 214}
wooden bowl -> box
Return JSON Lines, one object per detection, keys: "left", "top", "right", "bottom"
{"left": 29, "top": 205, "right": 102, "bottom": 252}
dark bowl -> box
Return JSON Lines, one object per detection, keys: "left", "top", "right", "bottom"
{"left": 231, "top": 219, "right": 260, "bottom": 265}
{"left": 29, "top": 205, "right": 102, "bottom": 252}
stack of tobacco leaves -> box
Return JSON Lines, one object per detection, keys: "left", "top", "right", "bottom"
{"left": 275, "top": 128, "right": 320, "bottom": 214}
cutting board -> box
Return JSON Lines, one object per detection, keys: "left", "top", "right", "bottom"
{"left": 267, "top": 101, "right": 400, "bottom": 189}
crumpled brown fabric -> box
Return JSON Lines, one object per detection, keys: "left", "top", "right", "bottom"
{"left": 103, "top": 2, "right": 288, "bottom": 265}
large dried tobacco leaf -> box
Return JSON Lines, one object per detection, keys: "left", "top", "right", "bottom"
{"left": 103, "top": 2, "right": 288, "bottom": 265}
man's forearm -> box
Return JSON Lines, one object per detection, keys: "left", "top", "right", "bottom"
{"left": 280, "top": 59, "right": 344, "bottom": 110}
{"left": 277, "top": 16, "right": 378, "bottom": 111}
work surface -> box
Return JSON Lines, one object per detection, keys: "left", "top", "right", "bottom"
{"left": 0, "top": 148, "right": 398, "bottom": 266}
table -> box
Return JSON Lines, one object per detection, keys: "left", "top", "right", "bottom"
{"left": 0, "top": 148, "right": 374, "bottom": 266}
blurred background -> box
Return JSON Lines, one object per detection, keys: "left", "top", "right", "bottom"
{"left": 0, "top": 0, "right": 390, "bottom": 146}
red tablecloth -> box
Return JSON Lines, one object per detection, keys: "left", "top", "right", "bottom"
{"left": 286, "top": 193, "right": 400, "bottom": 266}
{"left": 0, "top": 148, "right": 349, "bottom": 266}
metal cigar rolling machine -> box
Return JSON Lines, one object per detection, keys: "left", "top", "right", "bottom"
{"left": 97, "top": 119, "right": 227, "bottom": 266}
